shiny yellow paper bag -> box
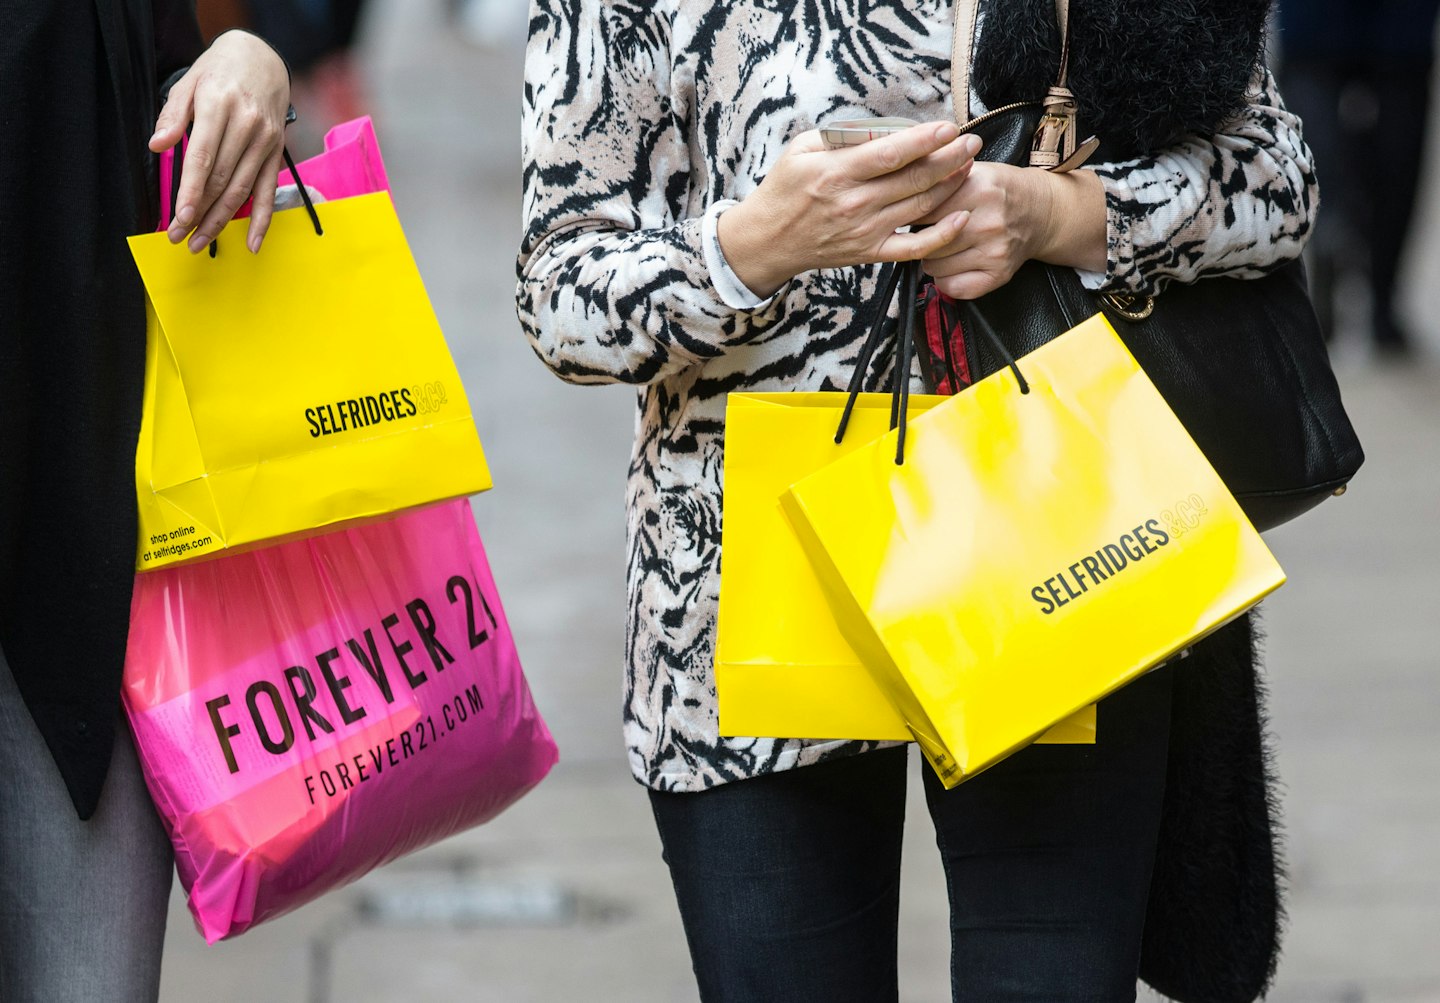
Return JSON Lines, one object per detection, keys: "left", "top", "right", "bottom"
{"left": 128, "top": 193, "right": 489, "bottom": 570}
{"left": 782, "top": 314, "right": 1286, "bottom": 788}
{"left": 716, "top": 392, "right": 1095, "bottom": 744}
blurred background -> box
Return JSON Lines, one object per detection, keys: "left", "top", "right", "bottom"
{"left": 158, "top": 1, "right": 1440, "bottom": 999}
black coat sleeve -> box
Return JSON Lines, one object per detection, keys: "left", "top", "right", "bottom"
{"left": 153, "top": 0, "right": 203, "bottom": 84}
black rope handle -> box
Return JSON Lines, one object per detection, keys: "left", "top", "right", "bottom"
{"left": 892, "top": 260, "right": 921, "bottom": 464}
{"left": 957, "top": 300, "right": 1030, "bottom": 394}
{"left": 924, "top": 283, "right": 1031, "bottom": 395}
{"left": 836, "top": 258, "right": 1037, "bottom": 470}
{"left": 834, "top": 258, "right": 925, "bottom": 463}
{"left": 833, "top": 186, "right": 1044, "bottom": 465}
{"left": 282, "top": 146, "right": 324, "bottom": 237}
{"left": 835, "top": 261, "right": 902, "bottom": 444}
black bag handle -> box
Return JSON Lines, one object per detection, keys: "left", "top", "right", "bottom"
{"left": 890, "top": 260, "right": 920, "bottom": 464}
{"left": 280, "top": 146, "right": 324, "bottom": 237}
{"left": 836, "top": 262, "right": 1030, "bottom": 466}
{"left": 835, "top": 261, "right": 901, "bottom": 444}
{"left": 957, "top": 299, "right": 1030, "bottom": 395}
{"left": 833, "top": 259, "right": 919, "bottom": 465}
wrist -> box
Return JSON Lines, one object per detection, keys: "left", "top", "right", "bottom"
{"left": 210, "top": 28, "right": 292, "bottom": 84}
{"left": 1031, "top": 169, "right": 1107, "bottom": 274}
{"left": 716, "top": 198, "right": 797, "bottom": 299}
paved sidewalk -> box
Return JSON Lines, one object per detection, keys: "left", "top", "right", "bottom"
{"left": 159, "top": 3, "right": 1440, "bottom": 1000}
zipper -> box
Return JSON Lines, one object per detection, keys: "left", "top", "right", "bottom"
{"left": 955, "top": 101, "right": 1039, "bottom": 134}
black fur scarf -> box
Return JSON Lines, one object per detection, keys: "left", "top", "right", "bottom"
{"left": 1140, "top": 612, "right": 1285, "bottom": 1003}
{"left": 971, "top": 0, "right": 1274, "bottom": 159}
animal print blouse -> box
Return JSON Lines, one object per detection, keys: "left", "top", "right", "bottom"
{"left": 517, "top": 0, "right": 1317, "bottom": 791}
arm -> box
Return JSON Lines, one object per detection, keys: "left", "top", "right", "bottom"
{"left": 152, "top": 0, "right": 204, "bottom": 81}
{"left": 517, "top": 0, "right": 974, "bottom": 387}
{"left": 517, "top": 0, "right": 763, "bottom": 387}
{"left": 918, "top": 67, "right": 1317, "bottom": 300}
{"left": 1086, "top": 65, "right": 1317, "bottom": 295}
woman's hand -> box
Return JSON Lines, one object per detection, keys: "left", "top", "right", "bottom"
{"left": 149, "top": 31, "right": 291, "bottom": 254}
{"left": 716, "top": 123, "right": 983, "bottom": 298}
{"left": 917, "top": 163, "right": 1107, "bottom": 300}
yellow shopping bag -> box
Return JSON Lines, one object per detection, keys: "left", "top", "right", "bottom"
{"left": 716, "top": 392, "right": 1095, "bottom": 744}
{"left": 781, "top": 314, "right": 1286, "bottom": 788}
{"left": 128, "top": 192, "right": 489, "bottom": 570}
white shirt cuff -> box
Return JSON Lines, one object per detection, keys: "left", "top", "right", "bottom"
{"left": 701, "top": 200, "right": 776, "bottom": 311}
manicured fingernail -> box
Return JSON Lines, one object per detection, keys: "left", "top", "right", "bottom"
{"left": 248, "top": 235, "right": 261, "bottom": 254}
{"left": 961, "top": 135, "right": 982, "bottom": 157}
{"left": 934, "top": 122, "right": 960, "bottom": 142}
{"left": 177, "top": 205, "right": 194, "bottom": 226}
{"left": 188, "top": 234, "right": 207, "bottom": 253}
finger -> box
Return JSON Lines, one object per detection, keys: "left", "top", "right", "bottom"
{"left": 872, "top": 154, "right": 975, "bottom": 232}
{"left": 847, "top": 121, "right": 963, "bottom": 182}
{"left": 183, "top": 117, "right": 258, "bottom": 252}
{"left": 187, "top": 136, "right": 270, "bottom": 253}
{"left": 921, "top": 244, "right": 986, "bottom": 278}
{"left": 923, "top": 245, "right": 1014, "bottom": 300}
{"left": 788, "top": 130, "right": 828, "bottom": 155}
{"left": 869, "top": 134, "right": 982, "bottom": 212}
{"left": 246, "top": 148, "right": 285, "bottom": 253}
{"left": 874, "top": 211, "right": 971, "bottom": 263}
{"left": 168, "top": 112, "right": 227, "bottom": 243}
{"left": 150, "top": 74, "right": 196, "bottom": 154}
{"left": 931, "top": 268, "right": 1007, "bottom": 301}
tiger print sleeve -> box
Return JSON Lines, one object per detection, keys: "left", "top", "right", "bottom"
{"left": 517, "top": 0, "right": 781, "bottom": 387}
{"left": 1082, "top": 66, "right": 1318, "bottom": 296}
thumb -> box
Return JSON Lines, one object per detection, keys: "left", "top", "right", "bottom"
{"left": 788, "top": 129, "right": 828, "bottom": 155}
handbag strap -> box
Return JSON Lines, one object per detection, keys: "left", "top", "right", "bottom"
{"left": 952, "top": 0, "right": 1070, "bottom": 122}
{"left": 951, "top": 0, "right": 1089, "bottom": 170}
{"left": 950, "top": 0, "right": 983, "bottom": 126}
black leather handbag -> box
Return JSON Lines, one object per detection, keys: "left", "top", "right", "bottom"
{"left": 904, "top": 0, "right": 1364, "bottom": 532}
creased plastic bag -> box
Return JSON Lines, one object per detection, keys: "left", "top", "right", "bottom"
{"left": 124, "top": 499, "right": 558, "bottom": 941}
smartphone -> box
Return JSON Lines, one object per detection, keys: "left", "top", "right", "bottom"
{"left": 819, "top": 117, "right": 920, "bottom": 150}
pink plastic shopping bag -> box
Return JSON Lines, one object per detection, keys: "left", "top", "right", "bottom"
{"left": 123, "top": 500, "right": 558, "bottom": 942}
{"left": 268, "top": 116, "right": 392, "bottom": 202}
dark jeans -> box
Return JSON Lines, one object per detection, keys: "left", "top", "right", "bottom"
{"left": 649, "top": 666, "right": 1174, "bottom": 1003}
